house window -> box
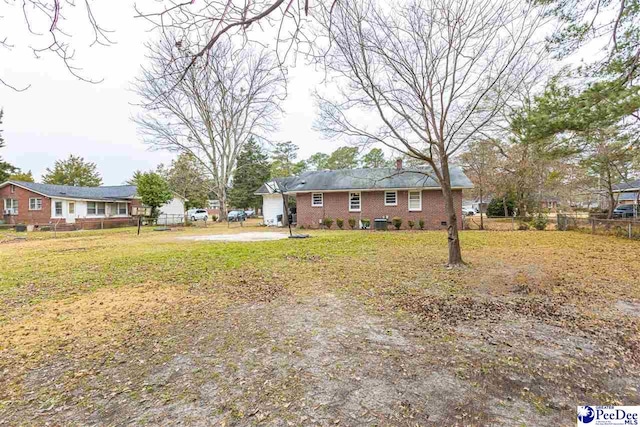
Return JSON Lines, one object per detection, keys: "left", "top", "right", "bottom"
{"left": 29, "top": 198, "right": 42, "bottom": 210}
{"left": 87, "top": 202, "right": 106, "bottom": 215}
{"left": 349, "top": 192, "right": 361, "bottom": 212}
{"left": 4, "top": 199, "right": 18, "bottom": 214}
{"left": 116, "top": 202, "right": 127, "bottom": 215}
{"left": 54, "top": 201, "right": 63, "bottom": 216}
{"left": 68, "top": 202, "right": 75, "bottom": 215}
{"left": 384, "top": 191, "right": 397, "bottom": 206}
{"left": 312, "top": 193, "right": 323, "bottom": 207}
{"left": 10, "top": 184, "right": 15, "bottom": 193}
{"left": 408, "top": 191, "right": 422, "bottom": 211}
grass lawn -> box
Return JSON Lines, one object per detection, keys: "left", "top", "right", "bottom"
{"left": 1, "top": 223, "right": 639, "bottom": 425}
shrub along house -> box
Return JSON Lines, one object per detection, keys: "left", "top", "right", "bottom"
{"left": 0, "top": 180, "right": 185, "bottom": 230}
{"left": 256, "top": 160, "right": 473, "bottom": 230}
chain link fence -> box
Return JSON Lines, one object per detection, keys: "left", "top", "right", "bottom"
{"left": 558, "top": 214, "right": 640, "bottom": 240}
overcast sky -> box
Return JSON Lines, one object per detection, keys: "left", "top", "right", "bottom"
{"left": 0, "top": 2, "right": 341, "bottom": 185}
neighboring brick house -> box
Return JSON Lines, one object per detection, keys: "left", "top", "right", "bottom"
{"left": 255, "top": 161, "right": 473, "bottom": 230}
{"left": 1, "top": 180, "right": 185, "bottom": 229}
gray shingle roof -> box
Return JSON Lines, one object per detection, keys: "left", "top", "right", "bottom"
{"left": 613, "top": 179, "right": 640, "bottom": 192}
{"left": 617, "top": 191, "right": 639, "bottom": 201}
{"left": 256, "top": 166, "right": 472, "bottom": 194}
{"left": 7, "top": 181, "right": 138, "bottom": 201}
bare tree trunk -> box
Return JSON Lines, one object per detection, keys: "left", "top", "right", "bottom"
{"left": 503, "top": 197, "right": 509, "bottom": 218}
{"left": 219, "top": 195, "right": 228, "bottom": 221}
{"left": 606, "top": 166, "right": 615, "bottom": 219}
{"left": 441, "top": 157, "right": 463, "bottom": 266}
{"left": 479, "top": 189, "right": 485, "bottom": 230}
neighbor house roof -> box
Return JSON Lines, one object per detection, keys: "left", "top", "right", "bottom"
{"left": 613, "top": 178, "right": 640, "bottom": 192}
{"left": 617, "top": 191, "right": 640, "bottom": 202}
{"left": 2, "top": 180, "right": 138, "bottom": 201}
{"left": 255, "top": 166, "right": 473, "bottom": 195}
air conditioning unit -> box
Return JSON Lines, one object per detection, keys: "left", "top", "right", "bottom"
{"left": 3, "top": 209, "right": 14, "bottom": 215}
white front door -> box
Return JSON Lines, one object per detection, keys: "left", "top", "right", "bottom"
{"left": 67, "top": 201, "right": 76, "bottom": 224}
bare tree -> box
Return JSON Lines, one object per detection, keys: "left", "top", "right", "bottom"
{"left": 133, "top": 35, "right": 285, "bottom": 219}
{"left": 314, "top": 0, "right": 546, "bottom": 266}
{"left": 2, "top": 0, "right": 325, "bottom": 90}
{"left": 460, "top": 140, "right": 500, "bottom": 230}
{"left": 1, "top": 0, "right": 116, "bottom": 90}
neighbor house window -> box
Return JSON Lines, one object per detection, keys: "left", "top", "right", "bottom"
{"left": 29, "top": 198, "right": 42, "bottom": 210}
{"left": 312, "top": 193, "right": 323, "bottom": 207}
{"left": 116, "top": 203, "right": 127, "bottom": 215}
{"left": 87, "top": 202, "right": 106, "bottom": 215}
{"left": 68, "top": 202, "right": 75, "bottom": 215}
{"left": 54, "top": 201, "right": 63, "bottom": 216}
{"left": 349, "top": 192, "right": 361, "bottom": 212}
{"left": 408, "top": 191, "right": 422, "bottom": 211}
{"left": 208, "top": 200, "right": 220, "bottom": 209}
{"left": 4, "top": 199, "right": 18, "bottom": 214}
{"left": 384, "top": 191, "right": 397, "bottom": 206}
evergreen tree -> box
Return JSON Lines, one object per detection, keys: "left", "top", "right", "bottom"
{"left": 42, "top": 155, "right": 102, "bottom": 186}
{"left": 136, "top": 172, "right": 173, "bottom": 217}
{"left": 326, "top": 146, "right": 359, "bottom": 170}
{"left": 307, "top": 152, "right": 330, "bottom": 171}
{"left": 361, "top": 148, "right": 388, "bottom": 168}
{"left": 9, "top": 170, "right": 35, "bottom": 182}
{"left": 229, "top": 138, "right": 270, "bottom": 210}
{"left": 162, "top": 154, "right": 211, "bottom": 209}
{"left": 270, "top": 141, "right": 302, "bottom": 177}
{"left": 127, "top": 170, "right": 144, "bottom": 186}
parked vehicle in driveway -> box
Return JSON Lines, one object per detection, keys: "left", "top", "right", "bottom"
{"left": 228, "top": 210, "right": 247, "bottom": 222}
{"left": 187, "top": 208, "right": 209, "bottom": 222}
{"left": 613, "top": 204, "right": 637, "bottom": 218}
{"left": 244, "top": 209, "right": 255, "bottom": 218}
{"left": 462, "top": 204, "right": 476, "bottom": 216}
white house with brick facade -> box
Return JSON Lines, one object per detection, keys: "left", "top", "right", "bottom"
{"left": 255, "top": 161, "right": 473, "bottom": 230}
{"left": 1, "top": 180, "right": 185, "bottom": 230}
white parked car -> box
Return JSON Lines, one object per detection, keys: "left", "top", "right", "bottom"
{"left": 187, "top": 208, "right": 209, "bottom": 222}
{"left": 462, "top": 204, "right": 476, "bottom": 216}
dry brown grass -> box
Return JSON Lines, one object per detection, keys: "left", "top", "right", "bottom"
{"left": 1, "top": 225, "right": 639, "bottom": 425}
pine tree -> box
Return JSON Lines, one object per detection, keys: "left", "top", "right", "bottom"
{"left": 229, "top": 139, "right": 270, "bottom": 210}
{"left": 42, "top": 155, "right": 102, "bottom": 186}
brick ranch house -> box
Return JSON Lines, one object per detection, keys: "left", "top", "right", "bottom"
{"left": 256, "top": 161, "right": 473, "bottom": 230}
{"left": 1, "top": 180, "right": 185, "bottom": 230}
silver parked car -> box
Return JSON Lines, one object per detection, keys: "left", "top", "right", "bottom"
{"left": 188, "top": 208, "right": 209, "bottom": 222}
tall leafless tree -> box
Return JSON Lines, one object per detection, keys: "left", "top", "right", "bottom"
{"left": 314, "top": 0, "right": 546, "bottom": 265}
{"left": 133, "top": 35, "right": 285, "bottom": 219}
{"left": 2, "top": 0, "right": 324, "bottom": 90}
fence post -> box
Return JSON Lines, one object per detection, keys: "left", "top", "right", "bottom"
{"left": 591, "top": 218, "right": 595, "bottom": 234}
{"left": 629, "top": 222, "right": 632, "bottom": 239}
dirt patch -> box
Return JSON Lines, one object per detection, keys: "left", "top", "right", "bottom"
{"left": 616, "top": 300, "right": 640, "bottom": 317}
{"left": 7, "top": 293, "right": 636, "bottom": 426}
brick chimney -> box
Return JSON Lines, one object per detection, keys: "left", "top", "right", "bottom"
{"left": 395, "top": 158, "right": 403, "bottom": 170}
